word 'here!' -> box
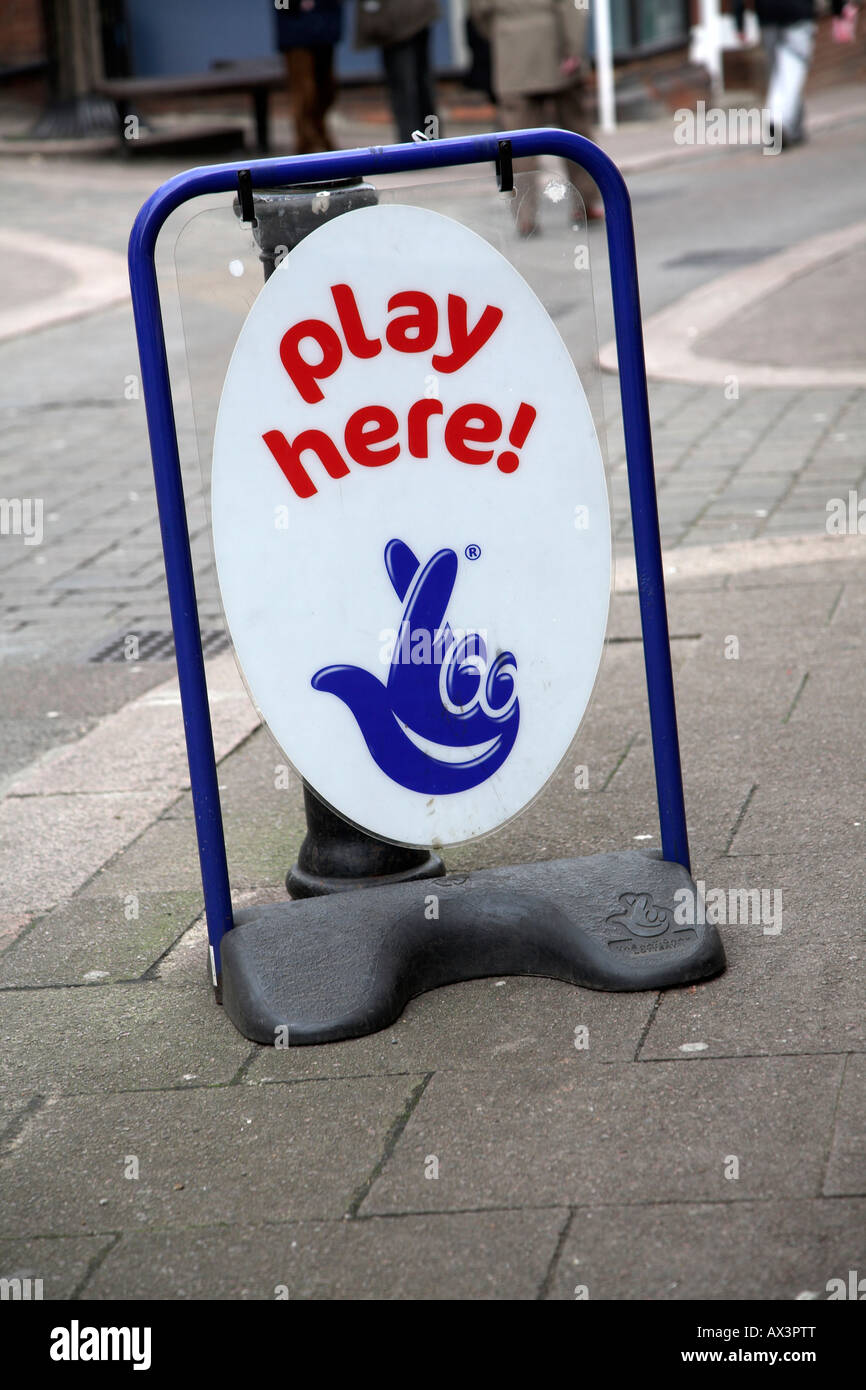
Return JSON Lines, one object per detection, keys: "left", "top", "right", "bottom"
{"left": 262, "top": 284, "right": 538, "bottom": 500}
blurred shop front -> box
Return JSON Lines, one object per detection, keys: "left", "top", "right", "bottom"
{"left": 4, "top": 1, "right": 860, "bottom": 131}
{"left": 2, "top": 1, "right": 694, "bottom": 89}
{"left": 114, "top": 0, "right": 695, "bottom": 80}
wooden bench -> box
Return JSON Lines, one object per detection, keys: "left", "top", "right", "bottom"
{"left": 95, "top": 58, "right": 285, "bottom": 153}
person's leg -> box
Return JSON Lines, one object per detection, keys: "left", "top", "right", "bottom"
{"left": 312, "top": 43, "right": 336, "bottom": 151}
{"left": 762, "top": 23, "right": 785, "bottom": 140}
{"left": 285, "top": 48, "right": 320, "bottom": 154}
{"left": 763, "top": 20, "right": 814, "bottom": 145}
{"left": 412, "top": 27, "right": 439, "bottom": 138}
{"left": 498, "top": 94, "right": 544, "bottom": 235}
{"left": 382, "top": 37, "right": 420, "bottom": 143}
{"left": 555, "top": 81, "right": 601, "bottom": 217}
{"left": 761, "top": 20, "right": 780, "bottom": 99}
{"left": 772, "top": 19, "right": 816, "bottom": 144}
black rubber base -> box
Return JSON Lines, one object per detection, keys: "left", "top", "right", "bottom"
{"left": 222, "top": 851, "right": 726, "bottom": 1045}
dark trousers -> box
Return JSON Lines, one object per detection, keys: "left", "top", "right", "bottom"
{"left": 382, "top": 28, "right": 438, "bottom": 143}
{"left": 285, "top": 46, "right": 336, "bottom": 155}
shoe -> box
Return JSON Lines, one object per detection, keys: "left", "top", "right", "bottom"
{"left": 569, "top": 203, "right": 604, "bottom": 227}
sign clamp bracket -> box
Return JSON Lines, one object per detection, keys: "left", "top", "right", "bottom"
{"left": 236, "top": 168, "right": 257, "bottom": 226}
{"left": 495, "top": 138, "right": 514, "bottom": 193}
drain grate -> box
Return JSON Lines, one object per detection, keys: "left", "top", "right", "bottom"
{"left": 663, "top": 248, "right": 779, "bottom": 270}
{"left": 87, "top": 628, "right": 231, "bottom": 663}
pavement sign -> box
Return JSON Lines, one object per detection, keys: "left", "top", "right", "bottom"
{"left": 129, "top": 130, "right": 726, "bottom": 1044}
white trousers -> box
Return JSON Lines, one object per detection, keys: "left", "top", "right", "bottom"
{"left": 763, "top": 20, "right": 817, "bottom": 143}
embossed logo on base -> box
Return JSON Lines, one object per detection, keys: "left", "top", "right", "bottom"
{"left": 605, "top": 891, "right": 696, "bottom": 953}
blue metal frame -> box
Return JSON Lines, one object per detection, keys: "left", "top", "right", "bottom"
{"left": 128, "top": 129, "right": 690, "bottom": 979}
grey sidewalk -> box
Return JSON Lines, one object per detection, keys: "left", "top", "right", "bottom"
{"left": 2, "top": 543, "right": 864, "bottom": 1299}
{"left": 1, "top": 96, "right": 865, "bottom": 1300}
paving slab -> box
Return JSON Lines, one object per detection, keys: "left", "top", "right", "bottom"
{"left": 363, "top": 1057, "right": 843, "bottom": 1214}
{"left": 0, "top": 891, "right": 203, "bottom": 986}
{"left": 160, "top": 725, "right": 294, "bottom": 815}
{"left": 82, "top": 1209, "right": 566, "bottom": 1300}
{"left": 4, "top": 650, "right": 254, "bottom": 798}
{"left": 0, "top": 1076, "right": 423, "bottom": 1236}
{"left": 0, "top": 982, "right": 249, "bottom": 1096}
{"left": 674, "top": 580, "right": 840, "bottom": 647}
{"left": 0, "top": 671, "right": 159, "bottom": 789}
{"left": 639, "top": 868, "right": 865, "bottom": 1058}
{"left": 0, "top": 912, "right": 31, "bottom": 951}
{"left": 0, "top": 652, "right": 257, "bottom": 914}
{"left": 674, "top": 662, "right": 808, "bottom": 742}
{"left": 80, "top": 809, "right": 291, "bottom": 895}
{"left": 552, "top": 760, "right": 757, "bottom": 867}
{"left": 546, "top": 1198, "right": 866, "bottom": 1300}
{"left": 0, "top": 1090, "right": 41, "bottom": 1151}
{"left": 0, "top": 1235, "right": 115, "bottom": 1301}
{"left": 0, "top": 659, "right": 166, "bottom": 723}
{"left": 155, "top": 907, "right": 274, "bottom": 990}
{"left": 823, "top": 1054, "right": 866, "bottom": 1197}
{"left": 158, "top": 731, "right": 309, "bottom": 881}
{"left": 700, "top": 246, "right": 866, "bottom": 372}
{"left": 443, "top": 782, "right": 682, "bottom": 873}
{"left": 729, "top": 770, "right": 866, "bottom": 857}
{"left": 0, "top": 789, "right": 172, "bottom": 919}
{"left": 244, "top": 974, "right": 657, "bottom": 1080}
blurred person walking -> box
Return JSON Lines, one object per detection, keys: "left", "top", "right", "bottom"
{"left": 464, "top": 14, "right": 496, "bottom": 104}
{"left": 275, "top": 0, "right": 343, "bottom": 154}
{"left": 735, "top": 0, "right": 857, "bottom": 148}
{"left": 470, "top": 0, "right": 601, "bottom": 235}
{"left": 356, "top": 1, "right": 441, "bottom": 143}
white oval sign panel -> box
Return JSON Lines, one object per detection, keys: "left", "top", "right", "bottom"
{"left": 212, "top": 203, "right": 610, "bottom": 847}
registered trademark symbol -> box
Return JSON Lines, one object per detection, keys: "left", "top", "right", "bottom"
{"left": 464, "top": 544, "right": 481, "bottom": 561}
